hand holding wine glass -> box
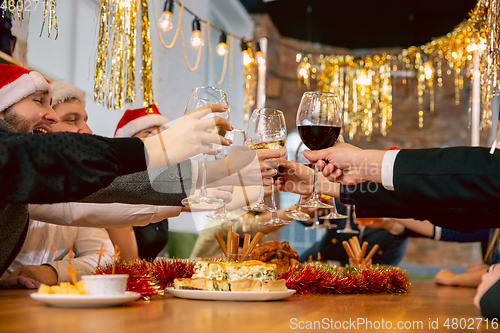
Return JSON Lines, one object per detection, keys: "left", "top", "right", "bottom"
{"left": 246, "top": 108, "right": 289, "bottom": 226}
{"left": 296, "top": 91, "right": 347, "bottom": 219}
{"left": 142, "top": 103, "right": 232, "bottom": 168}
{"left": 181, "top": 86, "right": 231, "bottom": 210}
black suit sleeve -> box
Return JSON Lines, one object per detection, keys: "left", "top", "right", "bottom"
{"left": 347, "top": 182, "right": 500, "bottom": 233}
{"left": 0, "top": 132, "right": 146, "bottom": 204}
{"left": 393, "top": 147, "right": 500, "bottom": 209}
{"left": 479, "top": 278, "right": 500, "bottom": 319}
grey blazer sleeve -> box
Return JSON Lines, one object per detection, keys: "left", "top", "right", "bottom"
{"left": 80, "top": 160, "right": 192, "bottom": 206}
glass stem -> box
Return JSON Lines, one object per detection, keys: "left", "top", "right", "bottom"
{"left": 312, "top": 162, "right": 319, "bottom": 200}
{"left": 271, "top": 183, "right": 278, "bottom": 220}
{"left": 297, "top": 196, "right": 303, "bottom": 212}
{"left": 345, "top": 205, "right": 352, "bottom": 228}
{"left": 256, "top": 185, "right": 265, "bottom": 204}
{"left": 201, "top": 154, "right": 208, "bottom": 197}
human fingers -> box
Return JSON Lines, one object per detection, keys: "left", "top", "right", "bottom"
{"left": 256, "top": 148, "right": 287, "bottom": 160}
{"left": 199, "top": 145, "right": 221, "bottom": 156}
{"left": 188, "top": 104, "right": 229, "bottom": 117}
{"left": 212, "top": 116, "right": 233, "bottom": 132}
{"left": 262, "top": 159, "right": 279, "bottom": 170}
{"left": 202, "top": 132, "right": 232, "bottom": 146}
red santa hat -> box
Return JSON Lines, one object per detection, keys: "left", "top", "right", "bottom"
{"left": 0, "top": 64, "right": 52, "bottom": 112}
{"left": 386, "top": 145, "right": 402, "bottom": 150}
{"left": 114, "top": 104, "right": 169, "bottom": 138}
{"left": 50, "top": 79, "right": 86, "bottom": 108}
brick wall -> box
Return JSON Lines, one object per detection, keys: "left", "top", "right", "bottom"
{"left": 252, "top": 13, "right": 485, "bottom": 266}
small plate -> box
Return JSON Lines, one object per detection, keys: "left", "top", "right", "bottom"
{"left": 30, "top": 291, "right": 141, "bottom": 308}
{"left": 166, "top": 288, "right": 296, "bottom": 301}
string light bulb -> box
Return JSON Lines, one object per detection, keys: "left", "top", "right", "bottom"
{"left": 217, "top": 32, "right": 228, "bottom": 56}
{"left": 255, "top": 42, "right": 266, "bottom": 67}
{"left": 356, "top": 68, "right": 371, "bottom": 86}
{"left": 241, "top": 39, "right": 253, "bottom": 68}
{"left": 423, "top": 61, "right": 434, "bottom": 80}
{"left": 190, "top": 18, "right": 202, "bottom": 48}
{"left": 159, "top": 0, "right": 174, "bottom": 32}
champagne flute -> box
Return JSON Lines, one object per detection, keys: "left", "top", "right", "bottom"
{"left": 206, "top": 129, "right": 247, "bottom": 222}
{"left": 296, "top": 91, "right": 347, "bottom": 219}
{"left": 181, "top": 86, "right": 229, "bottom": 210}
{"left": 246, "top": 108, "right": 289, "bottom": 226}
{"left": 284, "top": 141, "right": 310, "bottom": 222}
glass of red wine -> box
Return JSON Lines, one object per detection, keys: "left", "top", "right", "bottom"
{"left": 296, "top": 91, "right": 347, "bottom": 219}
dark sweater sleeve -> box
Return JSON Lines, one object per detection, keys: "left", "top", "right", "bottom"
{"left": 439, "top": 228, "right": 490, "bottom": 242}
{"left": 81, "top": 160, "right": 192, "bottom": 206}
{"left": 479, "top": 278, "right": 500, "bottom": 319}
{"left": 0, "top": 132, "right": 146, "bottom": 204}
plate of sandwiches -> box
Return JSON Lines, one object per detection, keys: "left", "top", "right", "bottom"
{"left": 166, "top": 260, "right": 296, "bottom": 301}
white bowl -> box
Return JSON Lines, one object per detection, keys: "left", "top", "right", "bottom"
{"left": 81, "top": 274, "right": 129, "bottom": 295}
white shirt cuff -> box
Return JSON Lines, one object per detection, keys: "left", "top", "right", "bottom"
{"left": 434, "top": 226, "right": 442, "bottom": 240}
{"left": 381, "top": 150, "right": 400, "bottom": 191}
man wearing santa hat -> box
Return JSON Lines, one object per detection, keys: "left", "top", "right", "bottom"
{"left": 0, "top": 64, "right": 149, "bottom": 286}
{"left": 0, "top": 64, "right": 261, "bottom": 288}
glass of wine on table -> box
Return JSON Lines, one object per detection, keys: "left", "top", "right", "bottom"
{"left": 246, "top": 108, "right": 289, "bottom": 226}
{"left": 181, "top": 86, "right": 230, "bottom": 211}
{"left": 296, "top": 91, "right": 347, "bottom": 219}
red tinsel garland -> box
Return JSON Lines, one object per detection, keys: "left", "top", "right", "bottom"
{"left": 278, "top": 264, "right": 411, "bottom": 295}
{"left": 153, "top": 258, "right": 195, "bottom": 290}
{"left": 93, "top": 260, "right": 409, "bottom": 297}
{"left": 94, "top": 260, "right": 160, "bottom": 299}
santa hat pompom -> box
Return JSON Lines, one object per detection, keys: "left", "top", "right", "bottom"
{"left": 50, "top": 79, "right": 86, "bottom": 108}
{"left": 114, "top": 104, "right": 169, "bottom": 138}
{"left": 0, "top": 64, "right": 52, "bottom": 112}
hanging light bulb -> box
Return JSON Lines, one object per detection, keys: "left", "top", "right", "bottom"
{"left": 296, "top": 53, "right": 302, "bottom": 62}
{"left": 159, "top": 0, "right": 174, "bottom": 32}
{"left": 190, "top": 18, "right": 202, "bottom": 48}
{"left": 255, "top": 42, "right": 266, "bottom": 67}
{"left": 356, "top": 68, "right": 371, "bottom": 86}
{"left": 423, "top": 61, "right": 434, "bottom": 80}
{"left": 241, "top": 39, "right": 253, "bottom": 68}
{"left": 217, "top": 32, "right": 228, "bottom": 56}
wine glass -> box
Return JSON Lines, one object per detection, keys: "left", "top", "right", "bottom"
{"left": 284, "top": 141, "right": 310, "bottom": 222}
{"left": 206, "top": 129, "right": 247, "bottom": 222}
{"left": 337, "top": 204, "right": 359, "bottom": 234}
{"left": 181, "top": 86, "right": 229, "bottom": 210}
{"left": 296, "top": 91, "right": 347, "bottom": 220}
{"left": 246, "top": 108, "right": 289, "bottom": 226}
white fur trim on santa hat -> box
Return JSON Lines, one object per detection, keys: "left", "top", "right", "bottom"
{"left": 0, "top": 71, "right": 52, "bottom": 112}
{"left": 114, "top": 114, "right": 170, "bottom": 138}
{"left": 50, "top": 79, "right": 86, "bottom": 108}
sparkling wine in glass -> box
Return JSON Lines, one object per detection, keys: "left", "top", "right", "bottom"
{"left": 206, "top": 129, "right": 248, "bottom": 222}
{"left": 181, "top": 86, "right": 229, "bottom": 210}
{"left": 246, "top": 108, "right": 289, "bottom": 226}
{"left": 296, "top": 91, "right": 347, "bottom": 219}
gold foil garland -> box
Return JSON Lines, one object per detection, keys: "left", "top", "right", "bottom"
{"left": 317, "top": 0, "right": 499, "bottom": 139}
{"left": 140, "top": 0, "right": 154, "bottom": 107}
{"left": 40, "top": 0, "right": 58, "bottom": 39}
{"left": 94, "top": 0, "right": 154, "bottom": 110}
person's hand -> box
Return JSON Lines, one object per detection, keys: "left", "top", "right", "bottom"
{"left": 198, "top": 186, "right": 234, "bottom": 203}
{"left": 466, "top": 262, "right": 489, "bottom": 273}
{"left": 434, "top": 269, "right": 458, "bottom": 286}
{"left": 143, "top": 104, "right": 233, "bottom": 167}
{"left": 474, "top": 264, "right": 500, "bottom": 309}
{"left": 303, "top": 143, "right": 385, "bottom": 184}
{"left": 8, "top": 265, "right": 58, "bottom": 286}
{"left": 205, "top": 146, "right": 286, "bottom": 188}
{"left": 274, "top": 159, "right": 314, "bottom": 195}
{"left": 0, "top": 276, "right": 40, "bottom": 289}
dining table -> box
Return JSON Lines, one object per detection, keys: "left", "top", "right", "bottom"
{"left": 0, "top": 280, "right": 497, "bottom": 333}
